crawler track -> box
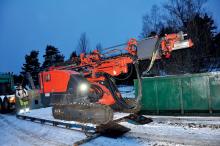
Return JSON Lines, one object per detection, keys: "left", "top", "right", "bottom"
{"left": 16, "top": 108, "right": 143, "bottom": 145}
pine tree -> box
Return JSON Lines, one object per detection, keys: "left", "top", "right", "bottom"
{"left": 21, "top": 50, "right": 40, "bottom": 86}
{"left": 69, "top": 51, "right": 77, "bottom": 60}
{"left": 214, "top": 33, "right": 220, "bottom": 56}
{"left": 186, "top": 14, "right": 216, "bottom": 57}
{"left": 67, "top": 51, "right": 80, "bottom": 65}
{"left": 41, "top": 45, "right": 64, "bottom": 70}
{"left": 186, "top": 14, "right": 216, "bottom": 72}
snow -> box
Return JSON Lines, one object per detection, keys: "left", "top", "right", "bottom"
{"left": 118, "top": 85, "right": 135, "bottom": 98}
{"left": 0, "top": 114, "right": 86, "bottom": 146}
{"left": 121, "top": 122, "right": 220, "bottom": 146}
{"left": 1, "top": 111, "right": 220, "bottom": 146}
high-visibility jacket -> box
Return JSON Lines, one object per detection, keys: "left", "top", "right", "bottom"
{"left": 19, "top": 99, "right": 29, "bottom": 107}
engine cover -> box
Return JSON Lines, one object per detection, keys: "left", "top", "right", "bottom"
{"left": 39, "top": 70, "right": 90, "bottom": 106}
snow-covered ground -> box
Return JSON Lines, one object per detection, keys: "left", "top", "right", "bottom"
{"left": 1, "top": 110, "right": 220, "bottom": 146}
{"left": 0, "top": 114, "right": 85, "bottom": 146}
{"left": 118, "top": 85, "right": 135, "bottom": 98}
{"left": 1, "top": 85, "right": 220, "bottom": 146}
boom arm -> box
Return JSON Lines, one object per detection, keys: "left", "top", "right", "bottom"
{"left": 47, "top": 32, "right": 193, "bottom": 109}
{"left": 161, "top": 31, "right": 193, "bottom": 58}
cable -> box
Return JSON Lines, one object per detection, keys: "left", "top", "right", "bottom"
{"left": 88, "top": 84, "right": 104, "bottom": 102}
{"left": 142, "top": 38, "right": 163, "bottom": 75}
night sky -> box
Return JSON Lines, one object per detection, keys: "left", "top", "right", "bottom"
{"left": 0, "top": 0, "right": 220, "bottom": 74}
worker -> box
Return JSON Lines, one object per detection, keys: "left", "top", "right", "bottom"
{"left": 15, "top": 85, "right": 30, "bottom": 114}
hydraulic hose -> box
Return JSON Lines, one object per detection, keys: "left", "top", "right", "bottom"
{"left": 143, "top": 38, "right": 163, "bottom": 74}
{"left": 104, "top": 73, "right": 133, "bottom": 109}
{"left": 102, "top": 55, "right": 142, "bottom": 113}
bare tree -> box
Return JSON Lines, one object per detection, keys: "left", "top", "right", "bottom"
{"left": 95, "top": 43, "right": 102, "bottom": 53}
{"left": 140, "top": 5, "right": 164, "bottom": 38}
{"left": 77, "top": 32, "right": 89, "bottom": 54}
{"left": 139, "top": 0, "right": 219, "bottom": 74}
{"left": 164, "top": 0, "right": 207, "bottom": 27}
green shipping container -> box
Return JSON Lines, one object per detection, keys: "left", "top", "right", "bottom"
{"left": 135, "top": 72, "right": 220, "bottom": 115}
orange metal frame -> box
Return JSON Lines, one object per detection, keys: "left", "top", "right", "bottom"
{"left": 40, "top": 33, "right": 193, "bottom": 105}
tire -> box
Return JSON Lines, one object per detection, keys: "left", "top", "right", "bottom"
{"left": 0, "top": 98, "right": 3, "bottom": 113}
{"left": 2, "top": 97, "right": 10, "bottom": 113}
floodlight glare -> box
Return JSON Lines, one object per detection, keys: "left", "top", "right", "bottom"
{"left": 79, "top": 83, "right": 88, "bottom": 92}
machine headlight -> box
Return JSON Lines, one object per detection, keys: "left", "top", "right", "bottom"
{"left": 9, "top": 96, "right": 15, "bottom": 103}
{"left": 79, "top": 83, "right": 89, "bottom": 92}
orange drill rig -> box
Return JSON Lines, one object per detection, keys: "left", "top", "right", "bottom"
{"left": 38, "top": 32, "right": 193, "bottom": 124}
